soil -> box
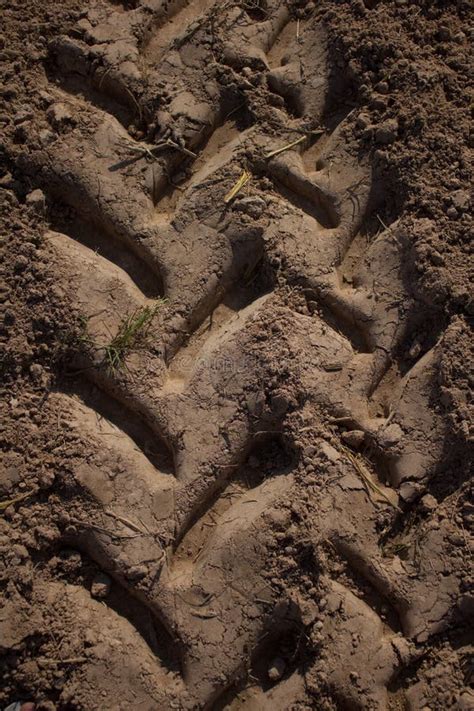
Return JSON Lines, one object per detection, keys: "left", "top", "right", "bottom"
{"left": 1, "top": 0, "right": 473, "bottom": 709}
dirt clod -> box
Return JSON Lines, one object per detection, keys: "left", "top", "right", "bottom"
{"left": 267, "top": 657, "right": 286, "bottom": 682}
{"left": 91, "top": 573, "right": 112, "bottom": 599}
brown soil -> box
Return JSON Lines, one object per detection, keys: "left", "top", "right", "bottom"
{"left": 1, "top": 0, "right": 473, "bottom": 709}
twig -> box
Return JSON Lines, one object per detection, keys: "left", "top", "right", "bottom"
{"left": 166, "top": 139, "right": 197, "bottom": 159}
{"left": 193, "top": 541, "right": 208, "bottom": 563}
{"left": 224, "top": 100, "right": 247, "bottom": 121}
{"left": 176, "top": 591, "right": 214, "bottom": 608}
{"left": 97, "top": 64, "right": 114, "bottom": 89}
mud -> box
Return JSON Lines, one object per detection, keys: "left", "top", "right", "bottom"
{"left": 1, "top": 0, "right": 473, "bottom": 709}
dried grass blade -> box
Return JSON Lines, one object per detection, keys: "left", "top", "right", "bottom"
{"left": 265, "top": 135, "right": 306, "bottom": 159}
{"left": 0, "top": 490, "right": 34, "bottom": 512}
{"left": 224, "top": 169, "right": 251, "bottom": 203}
{"left": 342, "top": 446, "right": 399, "bottom": 510}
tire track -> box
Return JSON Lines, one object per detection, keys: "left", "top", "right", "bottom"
{"left": 261, "top": 20, "right": 447, "bottom": 494}
{"left": 36, "top": 41, "right": 294, "bottom": 687}
{"left": 141, "top": 0, "right": 217, "bottom": 66}
{"left": 22, "top": 4, "right": 460, "bottom": 709}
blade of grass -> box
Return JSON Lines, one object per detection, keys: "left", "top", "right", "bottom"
{"left": 104, "top": 299, "right": 166, "bottom": 370}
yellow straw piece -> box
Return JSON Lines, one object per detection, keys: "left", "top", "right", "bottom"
{"left": 0, "top": 490, "right": 34, "bottom": 512}
{"left": 264, "top": 135, "right": 306, "bottom": 159}
{"left": 224, "top": 169, "right": 251, "bottom": 204}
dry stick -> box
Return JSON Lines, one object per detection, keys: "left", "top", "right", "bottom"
{"left": 138, "top": 516, "right": 152, "bottom": 534}
{"left": 224, "top": 100, "right": 247, "bottom": 121}
{"left": 166, "top": 139, "right": 197, "bottom": 159}
{"left": 192, "top": 541, "right": 208, "bottom": 564}
{"left": 207, "top": 510, "right": 218, "bottom": 524}
{"left": 190, "top": 611, "right": 218, "bottom": 619}
{"left": 176, "top": 591, "right": 214, "bottom": 608}
{"left": 376, "top": 213, "right": 390, "bottom": 232}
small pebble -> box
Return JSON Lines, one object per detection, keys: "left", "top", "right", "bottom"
{"left": 341, "top": 430, "right": 365, "bottom": 449}
{"left": 420, "top": 494, "right": 437, "bottom": 513}
{"left": 91, "top": 572, "right": 112, "bottom": 599}
{"left": 451, "top": 189, "right": 470, "bottom": 212}
{"left": 267, "top": 657, "right": 286, "bottom": 682}
{"left": 438, "top": 26, "right": 450, "bottom": 42}
{"left": 234, "top": 196, "right": 266, "bottom": 219}
{"left": 375, "top": 80, "right": 389, "bottom": 94}
{"left": 47, "top": 102, "right": 74, "bottom": 130}
{"left": 375, "top": 119, "right": 398, "bottom": 145}
{"left": 29, "top": 363, "right": 44, "bottom": 381}
{"left": 356, "top": 112, "right": 371, "bottom": 129}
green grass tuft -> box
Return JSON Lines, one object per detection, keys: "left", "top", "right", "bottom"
{"left": 104, "top": 300, "right": 165, "bottom": 370}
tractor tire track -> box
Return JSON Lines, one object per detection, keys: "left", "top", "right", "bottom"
{"left": 15, "top": 3, "right": 464, "bottom": 709}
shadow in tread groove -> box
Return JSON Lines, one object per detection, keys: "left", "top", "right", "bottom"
{"left": 45, "top": 64, "right": 134, "bottom": 129}
{"left": 78, "top": 548, "right": 182, "bottom": 673}
{"left": 141, "top": 0, "right": 217, "bottom": 64}
{"left": 50, "top": 208, "right": 163, "bottom": 298}
{"left": 59, "top": 377, "right": 174, "bottom": 474}
{"left": 172, "top": 434, "right": 295, "bottom": 558}
{"left": 270, "top": 177, "right": 339, "bottom": 229}
{"left": 329, "top": 543, "right": 402, "bottom": 636}
{"left": 166, "top": 271, "right": 272, "bottom": 388}
{"left": 213, "top": 617, "right": 308, "bottom": 709}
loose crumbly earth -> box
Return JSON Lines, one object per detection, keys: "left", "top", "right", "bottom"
{"left": 1, "top": 0, "right": 473, "bottom": 709}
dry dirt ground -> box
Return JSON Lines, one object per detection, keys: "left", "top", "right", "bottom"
{"left": 0, "top": 0, "right": 473, "bottom": 709}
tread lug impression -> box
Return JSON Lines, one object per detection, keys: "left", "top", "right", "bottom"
{"left": 5, "top": 1, "right": 469, "bottom": 709}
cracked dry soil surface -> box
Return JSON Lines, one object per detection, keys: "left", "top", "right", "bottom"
{"left": 0, "top": 0, "right": 473, "bottom": 709}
